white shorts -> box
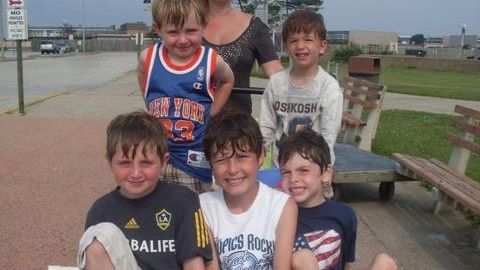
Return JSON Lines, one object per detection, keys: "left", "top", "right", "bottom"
{"left": 77, "top": 222, "right": 141, "bottom": 270}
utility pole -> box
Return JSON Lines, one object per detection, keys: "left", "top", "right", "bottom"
{"left": 81, "top": 0, "right": 85, "bottom": 53}
{"left": 460, "top": 22, "right": 466, "bottom": 59}
{"left": 0, "top": 0, "right": 5, "bottom": 59}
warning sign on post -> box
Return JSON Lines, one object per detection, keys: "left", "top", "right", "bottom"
{"left": 7, "top": 8, "right": 28, "bottom": 40}
{"left": 7, "top": 0, "right": 25, "bottom": 8}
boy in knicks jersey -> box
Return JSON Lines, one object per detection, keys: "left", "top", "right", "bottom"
{"left": 259, "top": 9, "right": 342, "bottom": 171}
{"left": 200, "top": 109, "right": 297, "bottom": 270}
{"left": 138, "top": 0, "right": 234, "bottom": 193}
{"left": 77, "top": 111, "right": 212, "bottom": 270}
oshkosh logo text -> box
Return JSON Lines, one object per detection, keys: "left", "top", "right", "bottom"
{"left": 273, "top": 102, "right": 319, "bottom": 113}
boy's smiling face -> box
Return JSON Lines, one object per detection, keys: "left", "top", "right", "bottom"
{"left": 211, "top": 143, "right": 264, "bottom": 200}
{"left": 285, "top": 31, "right": 327, "bottom": 69}
{"left": 109, "top": 141, "right": 169, "bottom": 199}
{"left": 280, "top": 153, "right": 332, "bottom": 208}
{"left": 159, "top": 9, "right": 203, "bottom": 64}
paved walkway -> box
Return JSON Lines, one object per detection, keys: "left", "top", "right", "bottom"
{"left": 1, "top": 72, "right": 480, "bottom": 270}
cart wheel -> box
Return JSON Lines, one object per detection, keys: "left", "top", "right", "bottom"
{"left": 379, "top": 182, "right": 395, "bottom": 201}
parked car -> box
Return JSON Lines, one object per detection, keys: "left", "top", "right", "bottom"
{"left": 40, "top": 40, "right": 59, "bottom": 54}
{"left": 56, "top": 42, "right": 71, "bottom": 54}
{"left": 405, "top": 48, "right": 427, "bottom": 57}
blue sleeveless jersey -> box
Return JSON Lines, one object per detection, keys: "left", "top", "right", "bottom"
{"left": 142, "top": 42, "right": 216, "bottom": 182}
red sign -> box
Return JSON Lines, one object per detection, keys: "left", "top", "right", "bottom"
{"left": 8, "top": 0, "right": 24, "bottom": 8}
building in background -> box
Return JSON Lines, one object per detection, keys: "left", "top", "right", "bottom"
{"left": 119, "top": 22, "right": 149, "bottom": 36}
{"left": 28, "top": 25, "right": 117, "bottom": 40}
{"left": 443, "top": 35, "right": 477, "bottom": 48}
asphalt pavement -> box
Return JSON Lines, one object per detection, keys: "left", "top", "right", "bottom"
{"left": 1, "top": 71, "right": 480, "bottom": 270}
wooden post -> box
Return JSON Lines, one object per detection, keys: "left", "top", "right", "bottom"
{"left": 16, "top": 40, "right": 25, "bottom": 114}
{"left": 447, "top": 116, "right": 474, "bottom": 174}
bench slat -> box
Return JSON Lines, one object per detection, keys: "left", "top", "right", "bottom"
{"left": 455, "top": 105, "right": 480, "bottom": 120}
{"left": 417, "top": 159, "right": 480, "bottom": 204}
{"left": 393, "top": 153, "right": 480, "bottom": 214}
{"left": 445, "top": 133, "right": 480, "bottom": 156}
{"left": 343, "top": 93, "right": 378, "bottom": 110}
{"left": 345, "top": 76, "right": 384, "bottom": 91}
{"left": 342, "top": 112, "right": 366, "bottom": 127}
{"left": 342, "top": 84, "right": 382, "bottom": 98}
{"left": 450, "top": 119, "right": 480, "bottom": 137}
{"left": 429, "top": 159, "right": 480, "bottom": 194}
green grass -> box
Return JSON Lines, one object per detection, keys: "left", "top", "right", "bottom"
{"left": 380, "top": 67, "right": 480, "bottom": 101}
{"left": 373, "top": 110, "right": 480, "bottom": 182}
{"left": 373, "top": 109, "right": 480, "bottom": 224}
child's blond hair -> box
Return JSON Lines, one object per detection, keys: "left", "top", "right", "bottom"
{"left": 151, "top": 0, "right": 207, "bottom": 30}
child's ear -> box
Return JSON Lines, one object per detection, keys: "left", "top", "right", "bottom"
{"left": 319, "top": 40, "right": 327, "bottom": 56}
{"left": 258, "top": 148, "right": 265, "bottom": 168}
{"left": 152, "top": 21, "right": 161, "bottom": 37}
{"left": 320, "top": 164, "right": 333, "bottom": 184}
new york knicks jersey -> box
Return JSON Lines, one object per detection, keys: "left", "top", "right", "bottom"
{"left": 141, "top": 42, "right": 217, "bottom": 182}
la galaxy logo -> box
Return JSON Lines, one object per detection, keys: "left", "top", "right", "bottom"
{"left": 156, "top": 209, "right": 171, "bottom": 230}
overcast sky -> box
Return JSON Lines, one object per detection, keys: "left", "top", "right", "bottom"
{"left": 6, "top": 0, "right": 480, "bottom": 37}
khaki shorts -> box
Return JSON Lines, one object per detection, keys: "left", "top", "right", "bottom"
{"left": 77, "top": 222, "right": 141, "bottom": 270}
{"left": 162, "top": 162, "right": 212, "bottom": 193}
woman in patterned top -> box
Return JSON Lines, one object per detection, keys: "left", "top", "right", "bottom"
{"left": 203, "top": 0, "right": 284, "bottom": 114}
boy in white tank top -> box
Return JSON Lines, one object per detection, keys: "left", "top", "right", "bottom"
{"left": 200, "top": 109, "right": 297, "bottom": 270}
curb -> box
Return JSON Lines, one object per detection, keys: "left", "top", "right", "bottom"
{"left": 0, "top": 91, "right": 69, "bottom": 116}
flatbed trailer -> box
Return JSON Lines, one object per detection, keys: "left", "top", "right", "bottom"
{"left": 235, "top": 86, "right": 412, "bottom": 201}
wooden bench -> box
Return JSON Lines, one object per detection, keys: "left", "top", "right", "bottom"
{"left": 392, "top": 105, "right": 480, "bottom": 249}
{"left": 338, "top": 76, "right": 387, "bottom": 152}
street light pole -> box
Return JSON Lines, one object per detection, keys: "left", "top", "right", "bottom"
{"left": 0, "top": 0, "right": 5, "bottom": 59}
{"left": 82, "top": 0, "right": 85, "bottom": 53}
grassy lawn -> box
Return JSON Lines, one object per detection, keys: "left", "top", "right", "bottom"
{"left": 258, "top": 61, "right": 480, "bottom": 101}
{"left": 373, "top": 109, "right": 480, "bottom": 224}
{"left": 379, "top": 67, "right": 480, "bottom": 101}
{"left": 373, "top": 109, "right": 480, "bottom": 182}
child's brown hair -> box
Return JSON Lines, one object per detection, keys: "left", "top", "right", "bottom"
{"left": 281, "top": 9, "right": 326, "bottom": 44}
{"left": 203, "top": 109, "right": 263, "bottom": 162}
{"left": 278, "top": 128, "right": 331, "bottom": 173}
{"left": 151, "top": 0, "right": 207, "bottom": 30}
{"left": 106, "top": 111, "right": 168, "bottom": 162}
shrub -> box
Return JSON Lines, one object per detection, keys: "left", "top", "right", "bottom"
{"left": 332, "top": 44, "right": 362, "bottom": 63}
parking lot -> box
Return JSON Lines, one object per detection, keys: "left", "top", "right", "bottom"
{"left": 0, "top": 51, "right": 138, "bottom": 112}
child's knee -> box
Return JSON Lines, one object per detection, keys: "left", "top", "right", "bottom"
{"left": 85, "top": 239, "right": 109, "bottom": 258}
{"left": 370, "top": 253, "right": 397, "bottom": 270}
{"left": 292, "top": 249, "right": 318, "bottom": 270}
{"left": 84, "top": 239, "right": 115, "bottom": 270}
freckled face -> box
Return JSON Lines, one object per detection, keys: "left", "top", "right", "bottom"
{"left": 110, "top": 142, "right": 168, "bottom": 199}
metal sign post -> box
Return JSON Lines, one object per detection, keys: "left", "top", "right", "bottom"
{"left": 6, "top": 0, "right": 28, "bottom": 114}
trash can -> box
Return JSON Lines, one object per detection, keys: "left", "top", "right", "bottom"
{"left": 347, "top": 56, "right": 381, "bottom": 83}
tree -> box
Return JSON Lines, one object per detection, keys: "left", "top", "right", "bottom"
{"left": 410, "top": 34, "right": 425, "bottom": 45}
{"left": 239, "top": 0, "right": 324, "bottom": 27}
{"left": 332, "top": 44, "right": 362, "bottom": 63}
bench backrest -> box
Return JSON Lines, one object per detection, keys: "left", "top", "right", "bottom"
{"left": 447, "top": 105, "right": 480, "bottom": 173}
{"left": 342, "top": 76, "right": 385, "bottom": 119}
{"left": 340, "top": 76, "right": 387, "bottom": 151}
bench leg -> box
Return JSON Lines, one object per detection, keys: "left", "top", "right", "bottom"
{"left": 343, "top": 127, "right": 358, "bottom": 145}
{"left": 432, "top": 187, "right": 456, "bottom": 215}
{"left": 474, "top": 225, "right": 480, "bottom": 250}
